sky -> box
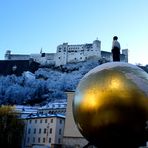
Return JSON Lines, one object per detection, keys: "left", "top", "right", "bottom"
{"left": 0, "top": 0, "right": 148, "bottom": 65}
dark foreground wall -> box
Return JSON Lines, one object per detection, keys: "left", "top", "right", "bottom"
{"left": 0, "top": 60, "right": 39, "bottom": 76}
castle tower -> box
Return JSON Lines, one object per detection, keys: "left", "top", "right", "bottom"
{"left": 122, "top": 49, "right": 128, "bottom": 62}
{"left": 92, "top": 39, "right": 101, "bottom": 59}
{"left": 55, "top": 43, "right": 68, "bottom": 66}
{"left": 5, "top": 50, "right": 11, "bottom": 60}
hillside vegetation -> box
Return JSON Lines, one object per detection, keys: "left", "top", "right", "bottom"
{"left": 0, "top": 60, "right": 99, "bottom": 105}
{"left": 0, "top": 60, "right": 147, "bottom": 106}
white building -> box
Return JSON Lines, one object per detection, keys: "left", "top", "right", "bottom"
{"left": 24, "top": 114, "right": 65, "bottom": 148}
{"left": 55, "top": 39, "right": 101, "bottom": 66}
{"left": 5, "top": 39, "right": 128, "bottom": 66}
{"left": 38, "top": 102, "right": 67, "bottom": 115}
{"left": 15, "top": 105, "right": 38, "bottom": 118}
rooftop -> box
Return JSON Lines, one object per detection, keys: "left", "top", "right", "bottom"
{"left": 39, "top": 102, "right": 67, "bottom": 110}
{"left": 26, "top": 113, "right": 65, "bottom": 119}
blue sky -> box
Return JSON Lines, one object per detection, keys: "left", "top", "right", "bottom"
{"left": 0, "top": 0, "right": 148, "bottom": 65}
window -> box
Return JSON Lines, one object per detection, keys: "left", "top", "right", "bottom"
{"left": 58, "top": 57, "right": 60, "bottom": 59}
{"left": 35, "top": 119, "right": 37, "bottom": 124}
{"left": 38, "top": 137, "right": 40, "bottom": 143}
{"left": 33, "top": 137, "right": 35, "bottom": 143}
{"left": 28, "top": 128, "right": 31, "bottom": 134}
{"left": 80, "top": 57, "right": 82, "bottom": 59}
{"left": 49, "top": 128, "right": 52, "bottom": 134}
{"left": 58, "top": 48, "right": 61, "bottom": 52}
{"left": 59, "top": 129, "right": 62, "bottom": 135}
{"left": 51, "top": 119, "right": 53, "bottom": 123}
{"left": 27, "top": 137, "right": 30, "bottom": 143}
{"left": 40, "top": 119, "right": 42, "bottom": 123}
{"left": 43, "top": 137, "right": 46, "bottom": 143}
{"left": 29, "top": 120, "right": 32, "bottom": 124}
{"left": 41, "top": 53, "right": 45, "bottom": 57}
{"left": 44, "top": 128, "right": 47, "bottom": 134}
{"left": 34, "top": 128, "right": 36, "bottom": 134}
{"left": 58, "top": 138, "right": 61, "bottom": 144}
{"left": 59, "top": 119, "right": 62, "bottom": 124}
{"left": 49, "top": 137, "right": 51, "bottom": 143}
{"left": 39, "top": 128, "right": 41, "bottom": 134}
{"left": 45, "top": 119, "right": 47, "bottom": 123}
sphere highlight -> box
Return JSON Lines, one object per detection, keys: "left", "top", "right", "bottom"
{"left": 73, "top": 62, "right": 148, "bottom": 148}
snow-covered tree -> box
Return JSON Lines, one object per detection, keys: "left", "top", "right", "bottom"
{"left": 0, "top": 60, "right": 100, "bottom": 105}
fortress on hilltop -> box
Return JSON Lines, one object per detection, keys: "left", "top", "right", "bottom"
{"left": 5, "top": 39, "right": 128, "bottom": 66}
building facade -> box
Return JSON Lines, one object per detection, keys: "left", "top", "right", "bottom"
{"left": 55, "top": 40, "right": 101, "bottom": 66}
{"left": 15, "top": 105, "right": 38, "bottom": 118}
{"left": 38, "top": 102, "right": 67, "bottom": 115}
{"left": 5, "top": 39, "right": 128, "bottom": 67}
{"left": 24, "top": 114, "right": 65, "bottom": 148}
{"left": 63, "top": 91, "right": 90, "bottom": 148}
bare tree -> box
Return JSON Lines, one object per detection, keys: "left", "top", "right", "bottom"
{"left": 0, "top": 105, "right": 24, "bottom": 148}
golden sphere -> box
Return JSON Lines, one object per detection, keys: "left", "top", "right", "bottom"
{"left": 73, "top": 62, "right": 148, "bottom": 148}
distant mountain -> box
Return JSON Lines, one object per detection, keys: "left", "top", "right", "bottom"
{"left": 0, "top": 60, "right": 147, "bottom": 106}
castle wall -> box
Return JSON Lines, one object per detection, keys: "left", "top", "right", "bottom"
{"left": 30, "top": 54, "right": 41, "bottom": 62}
{"left": 67, "top": 45, "right": 85, "bottom": 63}
{"left": 5, "top": 54, "right": 30, "bottom": 60}
{"left": 122, "top": 49, "right": 128, "bottom": 62}
{"left": 39, "top": 53, "right": 56, "bottom": 65}
{"left": 101, "top": 49, "right": 128, "bottom": 63}
{"left": 4, "top": 40, "right": 128, "bottom": 67}
{"left": 55, "top": 40, "right": 101, "bottom": 66}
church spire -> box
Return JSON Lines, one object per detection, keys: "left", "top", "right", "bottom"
{"left": 40, "top": 48, "right": 43, "bottom": 54}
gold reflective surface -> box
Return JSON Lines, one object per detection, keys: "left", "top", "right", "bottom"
{"left": 73, "top": 62, "right": 148, "bottom": 147}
